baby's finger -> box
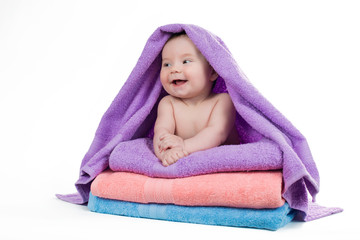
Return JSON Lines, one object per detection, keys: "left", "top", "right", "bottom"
{"left": 168, "top": 154, "right": 178, "bottom": 165}
{"left": 161, "top": 158, "right": 169, "bottom": 167}
{"left": 175, "top": 152, "right": 183, "bottom": 160}
{"left": 162, "top": 135, "right": 178, "bottom": 145}
{"left": 160, "top": 140, "right": 176, "bottom": 151}
{"left": 158, "top": 139, "right": 169, "bottom": 151}
{"left": 159, "top": 133, "right": 170, "bottom": 141}
{"left": 176, "top": 150, "right": 184, "bottom": 159}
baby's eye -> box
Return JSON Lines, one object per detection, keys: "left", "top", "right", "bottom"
{"left": 163, "top": 63, "right": 171, "bottom": 67}
{"left": 183, "top": 60, "right": 191, "bottom": 64}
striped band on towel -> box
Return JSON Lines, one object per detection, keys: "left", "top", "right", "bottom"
{"left": 91, "top": 170, "right": 285, "bottom": 209}
{"left": 88, "top": 192, "right": 295, "bottom": 231}
{"left": 143, "top": 177, "right": 175, "bottom": 203}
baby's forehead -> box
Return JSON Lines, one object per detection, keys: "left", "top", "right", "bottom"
{"left": 162, "top": 35, "right": 203, "bottom": 58}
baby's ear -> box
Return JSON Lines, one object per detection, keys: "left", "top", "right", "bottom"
{"left": 210, "top": 67, "right": 219, "bottom": 82}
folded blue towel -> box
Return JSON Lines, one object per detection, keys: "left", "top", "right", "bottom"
{"left": 88, "top": 192, "right": 295, "bottom": 230}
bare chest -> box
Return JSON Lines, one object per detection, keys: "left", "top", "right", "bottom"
{"left": 173, "top": 102, "right": 216, "bottom": 139}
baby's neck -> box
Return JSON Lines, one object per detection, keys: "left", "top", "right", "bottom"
{"left": 179, "top": 92, "right": 215, "bottom": 107}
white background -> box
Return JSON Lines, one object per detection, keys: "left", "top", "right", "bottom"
{"left": 1, "top": 0, "right": 359, "bottom": 239}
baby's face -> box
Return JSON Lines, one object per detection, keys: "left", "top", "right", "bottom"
{"left": 160, "top": 35, "right": 217, "bottom": 100}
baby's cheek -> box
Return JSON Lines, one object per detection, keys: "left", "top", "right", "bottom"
{"left": 159, "top": 72, "right": 166, "bottom": 83}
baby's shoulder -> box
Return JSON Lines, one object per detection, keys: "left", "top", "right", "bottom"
{"left": 213, "top": 93, "right": 232, "bottom": 104}
{"left": 159, "top": 95, "right": 185, "bottom": 110}
{"left": 210, "top": 93, "right": 235, "bottom": 112}
{"left": 159, "top": 95, "right": 175, "bottom": 105}
{"left": 214, "top": 92, "right": 231, "bottom": 99}
{"left": 157, "top": 96, "right": 175, "bottom": 112}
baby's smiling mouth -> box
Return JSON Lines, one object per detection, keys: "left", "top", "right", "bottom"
{"left": 171, "top": 79, "right": 188, "bottom": 86}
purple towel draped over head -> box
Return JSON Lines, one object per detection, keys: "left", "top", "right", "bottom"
{"left": 57, "top": 24, "right": 321, "bottom": 220}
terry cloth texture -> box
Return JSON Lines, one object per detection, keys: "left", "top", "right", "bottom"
{"left": 57, "top": 23, "right": 342, "bottom": 221}
{"left": 88, "top": 192, "right": 295, "bottom": 231}
{"left": 91, "top": 170, "right": 285, "bottom": 209}
{"left": 109, "top": 138, "right": 282, "bottom": 177}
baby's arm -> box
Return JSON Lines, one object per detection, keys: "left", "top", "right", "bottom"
{"left": 153, "top": 96, "right": 188, "bottom": 166}
{"left": 184, "top": 94, "right": 236, "bottom": 154}
{"left": 153, "top": 96, "right": 176, "bottom": 160}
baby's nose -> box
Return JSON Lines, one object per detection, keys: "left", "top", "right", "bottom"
{"left": 170, "top": 64, "right": 182, "bottom": 73}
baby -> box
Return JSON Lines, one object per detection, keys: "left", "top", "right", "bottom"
{"left": 153, "top": 32, "right": 239, "bottom": 167}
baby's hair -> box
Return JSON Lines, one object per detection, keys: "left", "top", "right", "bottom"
{"left": 166, "top": 31, "right": 187, "bottom": 43}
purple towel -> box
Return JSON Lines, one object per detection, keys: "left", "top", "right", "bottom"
{"left": 56, "top": 24, "right": 341, "bottom": 220}
{"left": 109, "top": 138, "right": 283, "bottom": 177}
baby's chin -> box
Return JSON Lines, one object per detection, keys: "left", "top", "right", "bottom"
{"left": 164, "top": 86, "right": 190, "bottom": 97}
{"left": 165, "top": 90, "right": 189, "bottom": 99}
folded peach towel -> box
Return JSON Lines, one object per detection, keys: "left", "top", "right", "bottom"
{"left": 91, "top": 170, "right": 285, "bottom": 209}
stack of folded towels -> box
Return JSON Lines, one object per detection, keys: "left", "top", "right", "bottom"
{"left": 88, "top": 138, "right": 296, "bottom": 230}
{"left": 58, "top": 24, "right": 342, "bottom": 229}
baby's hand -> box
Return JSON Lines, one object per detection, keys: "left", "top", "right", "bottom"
{"left": 158, "top": 133, "right": 185, "bottom": 153}
{"left": 161, "top": 147, "right": 188, "bottom": 167}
